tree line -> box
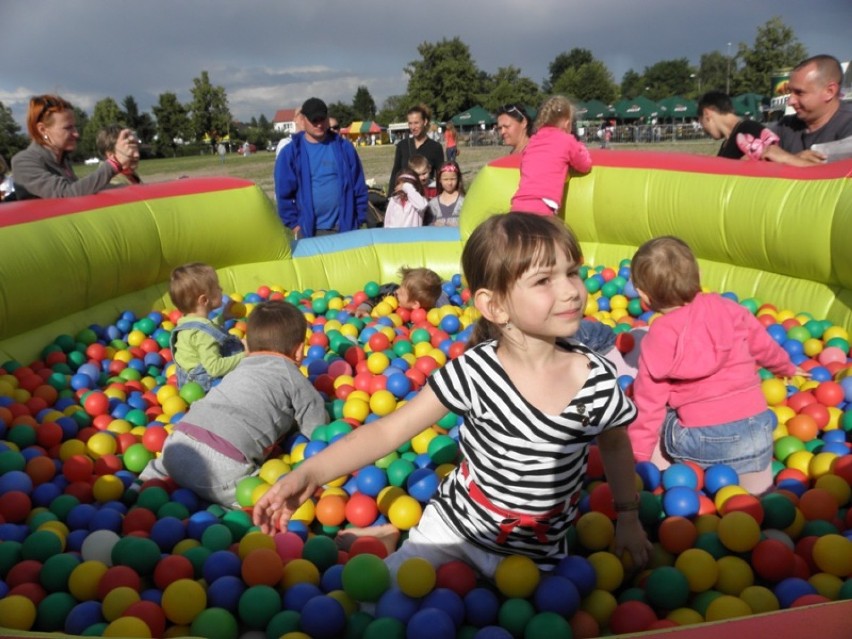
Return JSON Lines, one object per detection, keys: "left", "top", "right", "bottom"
{"left": 0, "top": 16, "right": 808, "bottom": 162}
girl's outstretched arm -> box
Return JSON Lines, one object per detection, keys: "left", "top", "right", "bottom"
{"left": 597, "top": 427, "right": 653, "bottom": 567}
{"left": 253, "top": 385, "right": 448, "bottom": 534}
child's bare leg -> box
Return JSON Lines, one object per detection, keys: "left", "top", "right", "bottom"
{"left": 336, "top": 524, "right": 400, "bottom": 556}
{"left": 738, "top": 468, "right": 773, "bottom": 496}
{"left": 650, "top": 437, "right": 672, "bottom": 471}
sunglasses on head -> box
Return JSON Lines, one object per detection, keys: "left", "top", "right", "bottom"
{"left": 499, "top": 104, "right": 526, "bottom": 120}
{"left": 36, "top": 96, "right": 62, "bottom": 123}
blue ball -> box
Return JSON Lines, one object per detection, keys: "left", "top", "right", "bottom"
{"left": 634, "top": 461, "right": 661, "bottom": 491}
{"left": 203, "top": 549, "right": 242, "bottom": 583}
{"left": 809, "top": 366, "right": 832, "bottom": 382}
{"left": 704, "top": 464, "right": 739, "bottom": 496}
{"left": 439, "top": 314, "right": 461, "bottom": 334}
{"left": 821, "top": 442, "right": 850, "bottom": 457}
{"left": 355, "top": 465, "right": 388, "bottom": 497}
{"left": 473, "top": 626, "right": 514, "bottom": 639}
{"left": 171, "top": 488, "right": 200, "bottom": 513}
{"left": 65, "top": 528, "right": 89, "bottom": 552}
{"left": 320, "top": 564, "right": 344, "bottom": 593}
{"left": 66, "top": 504, "right": 97, "bottom": 531}
{"left": 376, "top": 588, "right": 420, "bottom": 623}
{"left": 662, "top": 463, "right": 698, "bottom": 490}
{"left": 553, "top": 555, "right": 597, "bottom": 597}
{"left": 149, "top": 516, "right": 186, "bottom": 551}
{"left": 70, "top": 373, "right": 95, "bottom": 391}
{"left": 408, "top": 607, "right": 457, "bottom": 639}
{"left": 0, "top": 470, "right": 33, "bottom": 495}
{"left": 207, "top": 575, "right": 246, "bottom": 612}
{"left": 31, "top": 481, "right": 62, "bottom": 508}
{"left": 299, "top": 596, "right": 347, "bottom": 639}
{"left": 282, "top": 582, "right": 323, "bottom": 612}
{"left": 774, "top": 577, "right": 817, "bottom": 608}
{"left": 187, "top": 511, "right": 219, "bottom": 539}
{"left": 386, "top": 374, "right": 412, "bottom": 399}
{"left": 140, "top": 588, "right": 163, "bottom": 604}
{"left": 782, "top": 339, "right": 804, "bottom": 358}
{"left": 304, "top": 440, "right": 328, "bottom": 459}
{"left": 766, "top": 324, "right": 787, "bottom": 344}
{"left": 421, "top": 588, "right": 465, "bottom": 627}
{"left": 64, "top": 600, "right": 104, "bottom": 636}
{"left": 463, "top": 587, "right": 500, "bottom": 627}
{"left": 533, "top": 576, "right": 580, "bottom": 617}
{"left": 407, "top": 468, "right": 440, "bottom": 503}
{"left": 662, "top": 486, "right": 701, "bottom": 517}
{"left": 0, "top": 523, "right": 28, "bottom": 542}
{"left": 88, "top": 507, "right": 123, "bottom": 533}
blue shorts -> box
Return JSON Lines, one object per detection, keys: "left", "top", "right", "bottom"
{"left": 663, "top": 409, "right": 776, "bottom": 474}
{"left": 574, "top": 320, "right": 616, "bottom": 354}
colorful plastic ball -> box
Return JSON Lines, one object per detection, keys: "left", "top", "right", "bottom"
{"left": 662, "top": 486, "right": 701, "bottom": 517}
{"left": 80, "top": 529, "right": 120, "bottom": 565}
{"left": 387, "top": 494, "right": 422, "bottom": 530}
{"left": 657, "top": 516, "right": 698, "bottom": 555}
{"left": 644, "top": 566, "right": 690, "bottom": 610}
{"left": 122, "top": 443, "right": 154, "bottom": 473}
{"left": 407, "top": 607, "right": 456, "bottom": 639}
{"left": 355, "top": 465, "right": 388, "bottom": 497}
{"left": 189, "top": 607, "right": 239, "bottom": 639}
{"left": 298, "top": 594, "right": 347, "bottom": 639}
{"left": 531, "top": 575, "right": 580, "bottom": 617}
{"left": 434, "top": 560, "right": 477, "bottom": 597}
{"left": 576, "top": 511, "right": 615, "bottom": 551}
{"left": 715, "top": 556, "right": 755, "bottom": 595}
{"left": 0, "top": 594, "right": 36, "bottom": 630}
{"left": 238, "top": 584, "right": 282, "bottom": 630}
{"left": 341, "top": 553, "right": 390, "bottom": 602}
{"left": 774, "top": 577, "right": 818, "bottom": 608}
{"left": 717, "top": 511, "right": 761, "bottom": 553}
{"left": 704, "top": 594, "right": 752, "bottom": 621}
{"left": 812, "top": 534, "right": 852, "bottom": 577}
{"left": 751, "top": 539, "right": 796, "bottom": 582}
{"left": 397, "top": 557, "right": 437, "bottom": 598}
{"left": 703, "top": 464, "right": 739, "bottom": 495}
{"left": 282, "top": 582, "right": 323, "bottom": 612}
{"left": 494, "top": 555, "right": 540, "bottom": 599}
{"left": 662, "top": 463, "right": 698, "bottom": 489}
{"left": 302, "top": 535, "right": 339, "bottom": 572}
{"left": 162, "top": 578, "right": 207, "bottom": 625}
{"left": 343, "top": 492, "right": 379, "bottom": 527}
{"left": 798, "top": 488, "right": 839, "bottom": 521}
{"left": 241, "top": 547, "right": 284, "bottom": 587}
{"left": 406, "top": 467, "right": 440, "bottom": 503}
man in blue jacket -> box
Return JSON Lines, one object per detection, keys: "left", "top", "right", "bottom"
{"left": 274, "top": 97, "right": 368, "bottom": 238}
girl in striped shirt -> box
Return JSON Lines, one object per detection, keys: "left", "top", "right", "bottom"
{"left": 254, "top": 213, "right": 651, "bottom": 576}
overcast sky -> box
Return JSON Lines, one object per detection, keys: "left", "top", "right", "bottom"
{"left": 1, "top": 0, "right": 849, "bottom": 126}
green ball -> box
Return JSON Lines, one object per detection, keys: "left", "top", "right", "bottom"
{"left": 118, "top": 368, "right": 142, "bottom": 382}
{"left": 7, "top": 425, "right": 37, "bottom": 450}
{"left": 266, "top": 610, "right": 302, "bottom": 639}
{"left": 54, "top": 334, "right": 76, "bottom": 353}
{"left": 427, "top": 435, "right": 458, "bottom": 465}
{"left": 786, "top": 326, "right": 810, "bottom": 343}
{"left": 36, "top": 591, "right": 78, "bottom": 632}
{"left": 774, "top": 435, "right": 806, "bottom": 462}
{"left": 111, "top": 536, "right": 161, "bottom": 576}
{"left": 497, "top": 598, "right": 536, "bottom": 638}
{"left": 125, "top": 409, "right": 148, "bottom": 427}
{"left": 311, "top": 424, "right": 330, "bottom": 442}
{"left": 838, "top": 577, "right": 852, "bottom": 600}
{"left": 201, "top": 523, "right": 234, "bottom": 551}
{"left": 841, "top": 410, "right": 852, "bottom": 433}
{"left": 342, "top": 553, "right": 390, "bottom": 602}
{"left": 157, "top": 501, "right": 190, "bottom": 521}
{"left": 222, "top": 509, "right": 254, "bottom": 540}
{"left": 618, "top": 586, "right": 649, "bottom": 603}
{"left": 691, "top": 589, "right": 724, "bottom": 616}
{"left": 740, "top": 298, "right": 760, "bottom": 315}
{"left": 180, "top": 545, "right": 212, "bottom": 578}
{"left": 327, "top": 420, "right": 353, "bottom": 440}
{"left": 761, "top": 493, "right": 797, "bottom": 529}
{"left": 122, "top": 443, "right": 155, "bottom": 473}
{"left": 135, "top": 487, "right": 170, "bottom": 513}
{"left": 80, "top": 622, "right": 108, "bottom": 636}
{"left": 524, "top": 611, "right": 572, "bottom": 639}
{"left": 825, "top": 337, "right": 850, "bottom": 353}
{"left": 644, "top": 566, "right": 690, "bottom": 610}
{"left": 21, "top": 529, "right": 63, "bottom": 562}
{"left": 0, "top": 541, "right": 23, "bottom": 576}
{"left": 410, "top": 328, "right": 431, "bottom": 345}
{"left": 362, "top": 616, "right": 405, "bottom": 639}
{"left": 302, "top": 535, "right": 339, "bottom": 572}
{"left": 363, "top": 281, "right": 380, "bottom": 298}
{"left": 601, "top": 281, "right": 620, "bottom": 298}
{"left": 312, "top": 298, "right": 329, "bottom": 314}
{"left": 134, "top": 317, "right": 157, "bottom": 336}
{"left": 375, "top": 450, "right": 399, "bottom": 470}
{"left": 803, "top": 320, "right": 825, "bottom": 339}
{"left": 238, "top": 585, "right": 281, "bottom": 630}
{"left": 47, "top": 371, "right": 69, "bottom": 390}
{"left": 584, "top": 277, "right": 601, "bottom": 294}
{"left": 236, "top": 476, "right": 265, "bottom": 508}
{"left": 694, "top": 531, "right": 727, "bottom": 559}
{"left": 67, "top": 350, "right": 87, "bottom": 369}
{"left": 39, "top": 552, "right": 82, "bottom": 593}
{"left": 75, "top": 328, "right": 98, "bottom": 346}
{"left": 393, "top": 340, "right": 413, "bottom": 357}
{"left": 190, "top": 607, "right": 239, "bottom": 639}
{"left": 48, "top": 494, "right": 80, "bottom": 521}
{"left": 387, "top": 459, "right": 415, "bottom": 487}
{"left": 436, "top": 412, "right": 459, "bottom": 430}
{"left": 0, "top": 450, "right": 26, "bottom": 474}
{"left": 801, "top": 520, "right": 839, "bottom": 537}
{"left": 638, "top": 491, "right": 663, "bottom": 527}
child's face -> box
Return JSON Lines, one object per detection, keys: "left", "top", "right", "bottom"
{"left": 202, "top": 284, "right": 224, "bottom": 312}
{"left": 415, "top": 168, "right": 430, "bottom": 186}
{"left": 395, "top": 285, "right": 418, "bottom": 310}
{"left": 504, "top": 245, "right": 586, "bottom": 339}
{"left": 439, "top": 172, "right": 459, "bottom": 193}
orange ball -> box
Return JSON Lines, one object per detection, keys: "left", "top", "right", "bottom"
{"left": 797, "top": 488, "right": 839, "bottom": 522}
{"left": 241, "top": 548, "right": 284, "bottom": 587}
{"left": 786, "top": 414, "right": 819, "bottom": 442}
{"left": 25, "top": 456, "right": 57, "bottom": 485}
{"left": 657, "top": 516, "right": 698, "bottom": 555}
{"left": 314, "top": 494, "right": 347, "bottom": 527}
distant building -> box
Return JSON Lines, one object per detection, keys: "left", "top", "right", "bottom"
{"left": 272, "top": 109, "right": 300, "bottom": 135}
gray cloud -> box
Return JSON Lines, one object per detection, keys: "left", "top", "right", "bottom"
{"left": 1, "top": 0, "right": 848, "bottom": 125}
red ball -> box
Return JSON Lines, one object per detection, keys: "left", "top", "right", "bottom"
{"left": 448, "top": 342, "right": 466, "bottom": 360}
{"left": 97, "top": 565, "right": 142, "bottom": 599}
{"left": 751, "top": 539, "right": 795, "bottom": 582}
{"left": 36, "top": 422, "right": 63, "bottom": 449}
{"left": 794, "top": 536, "right": 820, "bottom": 574}
{"left": 348, "top": 536, "right": 389, "bottom": 559}
{"left": 813, "top": 381, "right": 844, "bottom": 407}
{"left": 63, "top": 455, "right": 94, "bottom": 483}
{"left": 141, "top": 426, "right": 169, "bottom": 454}
{"left": 5, "top": 559, "right": 42, "bottom": 588}
{"left": 8, "top": 582, "right": 47, "bottom": 606}
{"left": 610, "top": 600, "right": 658, "bottom": 635}
{"left": 83, "top": 391, "right": 110, "bottom": 417}
{"left": 435, "top": 560, "right": 477, "bottom": 596}
{"left": 64, "top": 481, "right": 94, "bottom": 503}
{"left": 0, "top": 491, "right": 32, "bottom": 523}
{"left": 588, "top": 482, "right": 616, "bottom": 520}
{"left": 123, "top": 508, "right": 157, "bottom": 535}
{"left": 153, "top": 554, "right": 195, "bottom": 590}
{"left": 344, "top": 492, "right": 379, "bottom": 527}
{"left": 368, "top": 375, "right": 387, "bottom": 394}
{"left": 786, "top": 391, "right": 816, "bottom": 413}
{"left": 719, "top": 494, "right": 764, "bottom": 525}
{"left": 585, "top": 445, "right": 604, "bottom": 479}
{"left": 410, "top": 308, "right": 428, "bottom": 324}
{"left": 94, "top": 454, "right": 124, "bottom": 476}
{"left": 368, "top": 332, "right": 391, "bottom": 353}
{"left": 123, "top": 601, "right": 166, "bottom": 638}
{"left": 799, "top": 402, "right": 830, "bottom": 429}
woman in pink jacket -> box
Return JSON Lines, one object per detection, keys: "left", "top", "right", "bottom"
{"left": 510, "top": 95, "right": 592, "bottom": 216}
{"left": 628, "top": 237, "right": 800, "bottom": 495}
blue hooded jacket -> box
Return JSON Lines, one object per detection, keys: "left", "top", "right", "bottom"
{"left": 274, "top": 131, "right": 368, "bottom": 237}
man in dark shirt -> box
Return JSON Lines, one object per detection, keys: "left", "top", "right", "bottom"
{"left": 776, "top": 55, "right": 852, "bottom": 164}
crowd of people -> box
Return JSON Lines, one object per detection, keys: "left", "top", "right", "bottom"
{"left": 0, "top": 52, "right": 847, "bottom": 590}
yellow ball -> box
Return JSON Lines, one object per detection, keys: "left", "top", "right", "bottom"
{"left": 373, "top": 301, "right": 393, "bottom": 317}
{"left": 93, "top": 475, "right": 126, "bottom": 503}
{"left": 102, "top": 586, "right": 141, "bottom": 621}
{"left": 413, "top": 342, "right": 434, "bottom": 358}
{"left": 342, "top": 397, "right": 370, "bottom": 423}
{"left": 714, "top": 485, "right": 749, "bottom": 511}
{"left": 694, "top": 514, "right": 721, "bottom": 535}
{"left": 812, "top": 534, "right": 852, "bottom": 577}
{"left": 666, "top": 607, "right": 704, "bottom": 626}
{"left": 58, "top": 439, "right": 87, "bottom": 461}
{"left": 739, "top": 585, "right": 779, "bottom": 614}
{"left": 282, "top": 558, "right": 321, "bottom": 588}
{"left": 410, "top": 427, "right": 438, "bottom": 455}
{"left": 238, "top": 530, "right": 276, "bottom": 559}
{"left": 87, "top": 432, "right": 117, "bottom": 459}
{"left": 106, "top": 419, "right": 133, "bottom": 434}
{"left": 259, "top": 459, "right": 291, "bottom": 485}
{"left": 817, "top": 473, "right": 852, "bottom": 506}
{"left": 823, "top": 326, "right": 849, "bottom": 342}
{"left": 587, "top": 551, "right": 624, "bottom": 592}
{"left": 717, "top": 511, "right": 761, "bottom": 553}
{"left": 803, "top": 338, "right": 824, "bottom": 357}
{"left": 714, "top": 556, "right": 754, "bottom": 595}
{"left": 675, "top": 548, "right": 718, "bottom": 593}
{"left": 809, "top": 452, "right": 839, "bottom": 480}
{"left": 494, "top": 555, "right": 540, "bottom": 598}
{"left": 333, "top": 374, "right": 355, "bottom": 389}
{"left": 761, "top": 378, "right": 787, "bottom": 406}
{"left": 772, "top": 405, "right": 796, "bottom": 428}
{"left": 584, "top": 297, "right": 600, "bottom": 315}
{"left": 0, "top": 594, "right": 36, "bottom": 630}
{"left": 377, "top": 486, "right": 406, "bottom": 516}
{"left": 705, "top": 595, "right": 752, "bottom": 621}
{"left": 397, "top": 557, "right": 437, "bottom": 598}
{"left": 161, "top": 395, "right": 189, "bottom": 417}
{"left": 387, "top": 495, "right": 422, "bottom": 530}
{"left": 104, "top": 387, "right": 126, "bottom": 402}
{"left": 369, "top": 390, "right": 397, "bottom": 416}
{"left": 69, "top": 560, "right": 109, "bottom": 601}
{"left": 576, "top": 512, "right": 615, "bottom": 551}
{"left": 162, "top": 578, "right": 207, "bottom": 625}
{"left": 808, "top": 572, "right": 843, "bottom": 599}
{"left": 290, "top": 499, "right": 316, "bottom": 525}
{"left": 174, "top": 539, "right": 200, "bottom": 554}
{"left": 580, "top": 589, "right": 617, "bottom": 627}
{"left": 104, "top": 617, "right": 152, "bottom": 638}
{"left": 785, "top": 450, "right": 814, "bottom": 476}
{"left": 289, "top": 442, "right": 307, "bottom": 465}
{"left": 156, "top": 384, "right": 180, "bottom": 405}
{"left": 327, "top": 589, "right": 358, "bottom": 616}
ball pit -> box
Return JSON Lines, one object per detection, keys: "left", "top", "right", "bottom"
{"left": 1, "top": 158, "right": 851, "bottom": 639}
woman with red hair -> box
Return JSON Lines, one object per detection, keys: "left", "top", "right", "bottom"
{"left": 11, "top": 94, "right": 139, "bottom": 200}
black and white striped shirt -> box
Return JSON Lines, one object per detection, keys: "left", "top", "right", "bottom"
{"left": 427, "top": 338, "right": 637, "bottom": 566}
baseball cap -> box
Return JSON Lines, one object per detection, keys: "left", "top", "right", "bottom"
{"left": 301, "top": 97, "right": 328, "bottom": 123}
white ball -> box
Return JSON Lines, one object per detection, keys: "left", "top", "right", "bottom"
{"left": 80, "top": 529, "right": 121, "bottom": 565}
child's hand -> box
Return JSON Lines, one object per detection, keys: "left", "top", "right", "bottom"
{"left": 354, "top": 303, "right": 371, "bottom": 319}
{"left": 252, "top": 470, "right": 317, "bottom": 535}
{"left": 793, "top": 366, "right": 810, "bottom": 378}
{"left": 613, "top": 512, "right": 652, "bottom": 569}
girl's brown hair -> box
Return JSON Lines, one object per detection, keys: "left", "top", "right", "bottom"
{"left": 463, "top": 213, "right": 583, "bottom": 346}
{"left": 631, "top": 236, "right": 701, "bottom": 311}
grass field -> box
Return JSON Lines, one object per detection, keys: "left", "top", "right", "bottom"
{"left": 78, "top": 139, "right": 718, "bottom": 204}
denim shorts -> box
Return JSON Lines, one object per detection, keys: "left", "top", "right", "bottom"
{"left": 663, "top": 409, "right": 776, "bottom": 474}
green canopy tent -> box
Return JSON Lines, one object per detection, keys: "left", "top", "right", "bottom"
{"left": 450, "top": 106, "right": 495, "bottom": 130}
{"left": 576, "top": 99, "right": 613, "bottom": 120}
{"left": 612, "top": 96, "right": 660, "bottom": 120}
{"left": 732, "top": 93, "right": 766, "bottom": 118}
{"left": 658, "top": 96, "right": 697, "bottom": 120}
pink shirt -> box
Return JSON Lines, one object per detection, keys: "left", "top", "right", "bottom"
{"left": 511, "top": 127, "right": 592, "bottom": 215}
{"left": 629, "top": 293, "right": 795, "bottom": 462}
